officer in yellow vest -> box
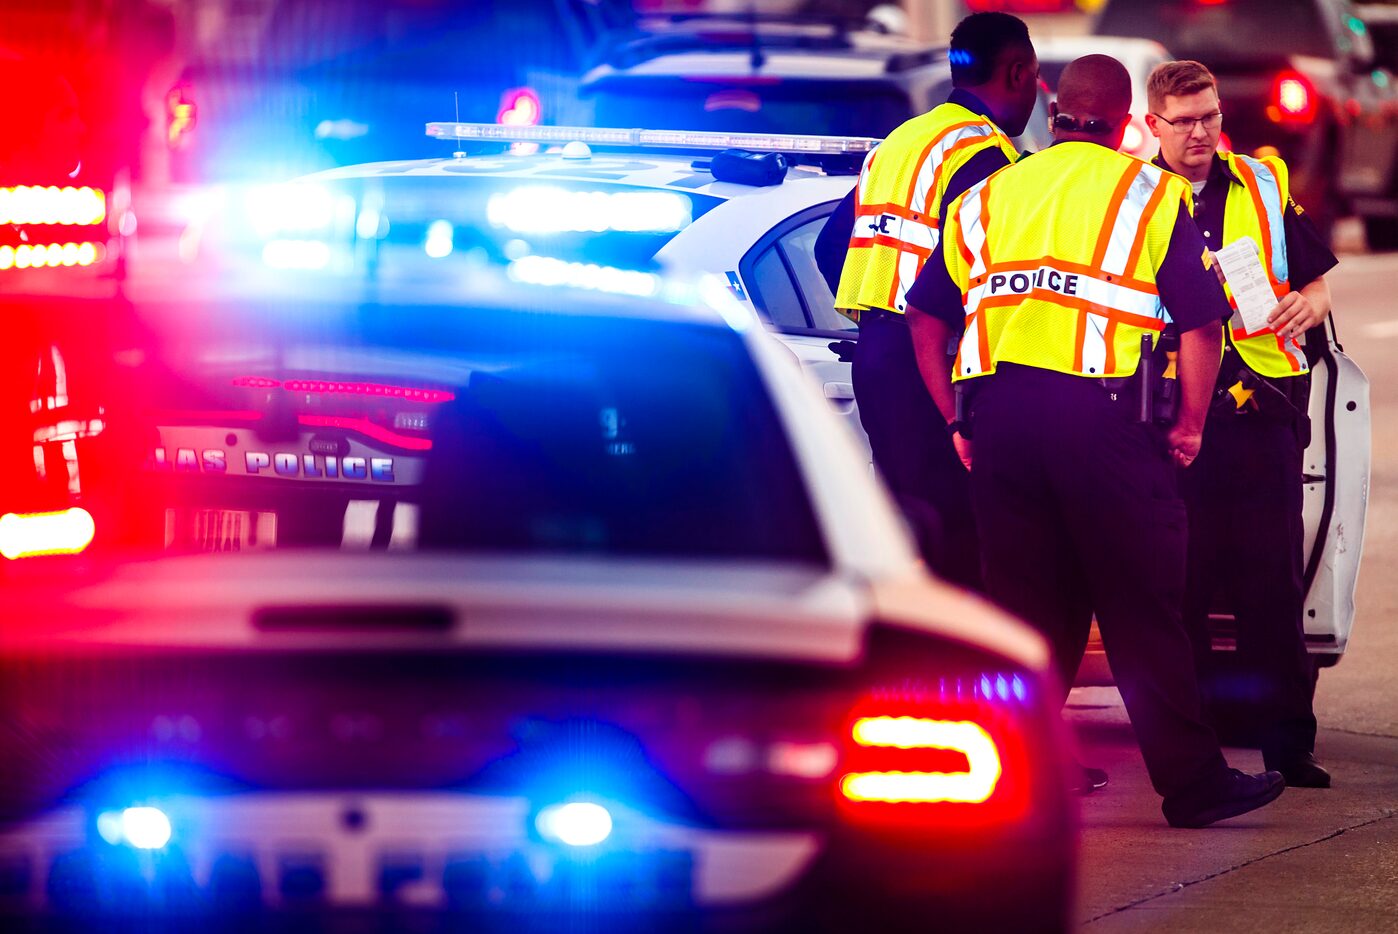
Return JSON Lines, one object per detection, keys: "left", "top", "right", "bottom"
{"left": 906, "top": 55, "right": 1286, "bottom": 828}
{"left": 813, "top": 12, "right": 1039, "bottom": 589}
{"left": 1146, "top": 60, "right": 1337, "bottom": 789}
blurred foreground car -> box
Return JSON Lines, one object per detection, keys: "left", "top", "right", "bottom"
{"left": 0, "top": 279, "right": 1074, "bottom": 931}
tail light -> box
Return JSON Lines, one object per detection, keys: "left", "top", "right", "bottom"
{"left": 1267, "top": 70, "right": 1317, "bottom": 125}
{"left": 1121, "top": 117, "right": 1150, "bottom": 158}
{"left": 836, "top": 676, "right": 1035, "bottom": 825}
{"left": 0, "top": 507, "right": 96, "bottom": 560}
{"left": 166, "top": 84, "right": 197, "bottom": 149}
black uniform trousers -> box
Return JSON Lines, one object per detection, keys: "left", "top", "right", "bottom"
{"left": 852, "top": 309, "right": 981, "bottom": 589}
{"left": 970, "top": 364, "right": 1226, "bottom": 798}
{"left": 1180, "top": 406, "right": 1318, "bottom": 766}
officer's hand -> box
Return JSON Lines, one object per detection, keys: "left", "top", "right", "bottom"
{"left": 1207, "top": 251, "right": 1226, "bottom": 287}
{"left": 1267, "top": 291, "right": 1324, "bottom": 341}
{"left": 1166, "top": 425, "right": 1202, "bottom": 468}
{"left": 953, "top": 431, "right": 973, "bottom": 471}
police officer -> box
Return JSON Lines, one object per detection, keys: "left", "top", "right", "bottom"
{"left": 813, "top": 12, "right": 1040, "bottom": 589}
{"left": 1146, "top": 60, "right": 1336, "bottom": 788}
{"left": 906, "top": 55, "right": 1285, "bottom": 827}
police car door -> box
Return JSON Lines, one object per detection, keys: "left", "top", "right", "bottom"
{"left": 738, "top": 207, "right": 871, "bottom": 464}
{"left": 1302, "top": 317, "right": 1370, "bottom": 664}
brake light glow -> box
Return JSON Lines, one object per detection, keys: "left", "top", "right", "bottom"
{"left": 273, "top": 379, "right": 455, "bottom": 403}
{"left": 0, "top": 242, "right": 102, "bottom": 270}
{"left": 1121, "top": 118, "right": 1148, "bottom": 157}
{"left": 497, "top": 87, "right": 542, "bottom": 127}
{"left": 0, "top": 186, "right": 105, "bottom": 226}
{"left": 840, "top": 717, "right": 1001, "bottom": 804}
{"left": 166, "top": 84, "right": 196, "bottom": 149}
{"left": 1268, "top": 71, "right": 1317, "bottom": 124}
{"left": 0, "top": 508, "right": 96, "bottom": 560}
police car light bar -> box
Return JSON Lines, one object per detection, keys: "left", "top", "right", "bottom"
{"left": 426, "top": 122, "right": 880, "bottom": 155}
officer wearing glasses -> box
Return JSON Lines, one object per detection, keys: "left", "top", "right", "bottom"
{"left": 904, "top": 54, "right": 1287, "bottom": 827}
{"left": 1146, "top": 60, "right": 1338, "bottom": 789}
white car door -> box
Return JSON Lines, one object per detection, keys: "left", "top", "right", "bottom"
{"left": 736, "top": 209, "right": 871, "bottom": 464}
{"left": 1302, "top": 320, "right": 1371, "bottom": 661}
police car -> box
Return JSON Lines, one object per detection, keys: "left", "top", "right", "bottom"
{"left": 0, "top": 278, "right": 1075, "bottom": 931}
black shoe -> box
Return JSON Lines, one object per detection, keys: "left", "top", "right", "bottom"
{"left": 1271, "top": 753, "right": 1331, "bottom": 788}
{"left": 1162, "top": 768, "right": 1286, "bottom": 828}
{"left": 1070, "top": 764, "right": 1109, "bottom": 796}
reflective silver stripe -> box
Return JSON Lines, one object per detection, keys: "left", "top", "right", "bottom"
{"left": 848, "top": 213, "right": 939, "bottom": 251}
{"left": 1237, "top": 154, "right": 1289, "bottom": 284}
{"left": 911, "top": 123, "right": 996, "bottom": 214}
{"left": 856, "top": 147, "right": 878, "bottom": 204}
{"left": 954, "top": 180, "right": 992, "bottom": 375}
{"left": 963, "top": 265, "right": 1161, "bottom": 320}
{"left": 1100, "top": 163, "right": 1163, "bottom": 277}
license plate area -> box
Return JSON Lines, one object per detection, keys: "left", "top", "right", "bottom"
{"left": 439, "top": 849, "right": 695, "bottom": 913}
{"left": 164, "top": 507, "right": 278, "bottom": 552}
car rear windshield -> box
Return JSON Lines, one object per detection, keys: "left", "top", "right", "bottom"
{"left": 1096, "top": 0, "right": 1335, "bottom": 60}
{"left": 121, "top": 302, "right": 830, "bottom": 566}
{"left": 587, "top": 77, "right": 922, "bottom": 138}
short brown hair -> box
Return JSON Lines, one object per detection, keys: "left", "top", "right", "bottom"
{"left": 1146, "top": 60, "right": 1218, "bottom": 112}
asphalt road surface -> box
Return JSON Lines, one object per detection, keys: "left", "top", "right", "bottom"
{"left": 1070, "top": 232, "right": 1398, "bottom": 931}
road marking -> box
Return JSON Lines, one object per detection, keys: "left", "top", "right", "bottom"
{"left": 1362, "top": 319, "right": 1398, "bottom": 339}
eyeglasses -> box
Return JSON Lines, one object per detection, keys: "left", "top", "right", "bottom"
{"left": 1051, "top": 112, "right": 1119, "bottom": 135}
{"left": 1151, "top": 111, "right": 1224, "bottom": 133}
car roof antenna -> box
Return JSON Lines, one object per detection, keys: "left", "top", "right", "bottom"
{"left": 452, "top": 92, "right": 466, "bottom": 160}
{"left": 747, "top": 3, "right": 765, "bottom": 71}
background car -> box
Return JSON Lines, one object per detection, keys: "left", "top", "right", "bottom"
{"left": 580, "top": 9, "right": 1055, "bottom": 152}
{"left": 0, "top": 277, "right": 1075, "bottom": 932}
{"left": 1035, "top": 35, "right": 1172, "bottom": 161}
{"left": 1094, "top": 0, "right": 1398, "bottom": 244}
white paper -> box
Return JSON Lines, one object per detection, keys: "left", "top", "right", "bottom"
{"left": 1214, "top": 236, "right": 1276, "bottom": 335}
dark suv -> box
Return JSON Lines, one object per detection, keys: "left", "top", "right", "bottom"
{"left": 580, "top": 13, "right": 1054, "bottom": 151}
{"left": 1095, "top": 0, "right": 1398, "bottom": 243}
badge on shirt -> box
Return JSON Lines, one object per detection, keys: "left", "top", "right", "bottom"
{"left": 1202, "top": 247, "right": 1214, "bottom": 271}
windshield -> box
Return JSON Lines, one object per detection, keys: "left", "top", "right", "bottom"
{"left": 1096, "top": 0, "right": 1335, "bottom": 60}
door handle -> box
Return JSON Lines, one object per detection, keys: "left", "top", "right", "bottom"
{"left": 823, "top": 382, "right": 856, "bottom": 413}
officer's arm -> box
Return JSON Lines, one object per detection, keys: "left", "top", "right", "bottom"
{"left": 1155, "top": 209, "right": 1231, "bottom": 464}
{"left": 907, "top": 308, "right": 957, "bottom": 425}
{"left": 1268, "top": 196, "right": 1339, "bottom": 340}
{"left": 814, "top": 187, "right": 857, "bottom": 295}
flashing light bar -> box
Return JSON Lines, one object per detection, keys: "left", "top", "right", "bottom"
{"left": 0, "top": 242, "right": 102, "bottom": 270}
{"left": 233, "top": 377, "right": 455, "bottom": 403}
{"left": 427, "top": 122, "right": 880, "bottom": 155}
{"left": 0, "top": 507, "right": 96, "bottom": 560}
{"left": 841, "top": 717, "right": 1002, "bottom": 804}
{"left": 0, "top": 186, "right": 105, "bottom": 226}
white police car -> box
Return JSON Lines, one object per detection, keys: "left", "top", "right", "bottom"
{"left": 0, "top": 277, "right": 1075, "bottom": 931}
{"left": 178, "top": 121, "right": 1367, "bottom": 672}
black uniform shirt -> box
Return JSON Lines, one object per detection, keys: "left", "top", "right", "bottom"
{"left": 907, "top": 145, "right": 1231, "bottom": 340}
{"left": 813, "top": 89, "right": 1016, "bottom": 295}
{"left": 1151, "top": 153, "right": 1338, "bottom": 291}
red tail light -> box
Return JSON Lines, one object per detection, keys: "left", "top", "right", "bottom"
{"left": 1268, "top": 71, "right": 1317, "bottom": 125}
{"left": 0, "top": 508, "right": 95, "bottom": 560}
{"left": 841, "top": 717, "right": 1001, "bottom": 804}
{"left": 836, "top": 678, "right": 1034, "bottom": 824}
{"left": 166, "top": 84, "right": 197, "bottom": 149}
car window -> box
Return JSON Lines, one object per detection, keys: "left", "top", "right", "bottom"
{"left": 744, "top": 215, "right": 858, "bottom": 336}
{"left": 122, "top": 302, "right": 830, "bottom": 566}
{"left": 1096, "top": 0, "right": 1334, "bottom": 60}
{"left": 780, "top": 218, "right": 855, "bottom": 333}
{"left": 750, "top": 248, "right": 809, "bottom": 331}
{"left": 588, "top": 77, "right": 918, "bottom": 138}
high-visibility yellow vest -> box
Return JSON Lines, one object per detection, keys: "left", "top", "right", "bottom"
{"left": 944, "top": 142, "right": 1193, "bottom": 381}
{"left": 834, "top": 101, "right": 1019, "bottom": 323}
{"left": 1217, "top": 152, "right": 1308, "bottom": 377}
